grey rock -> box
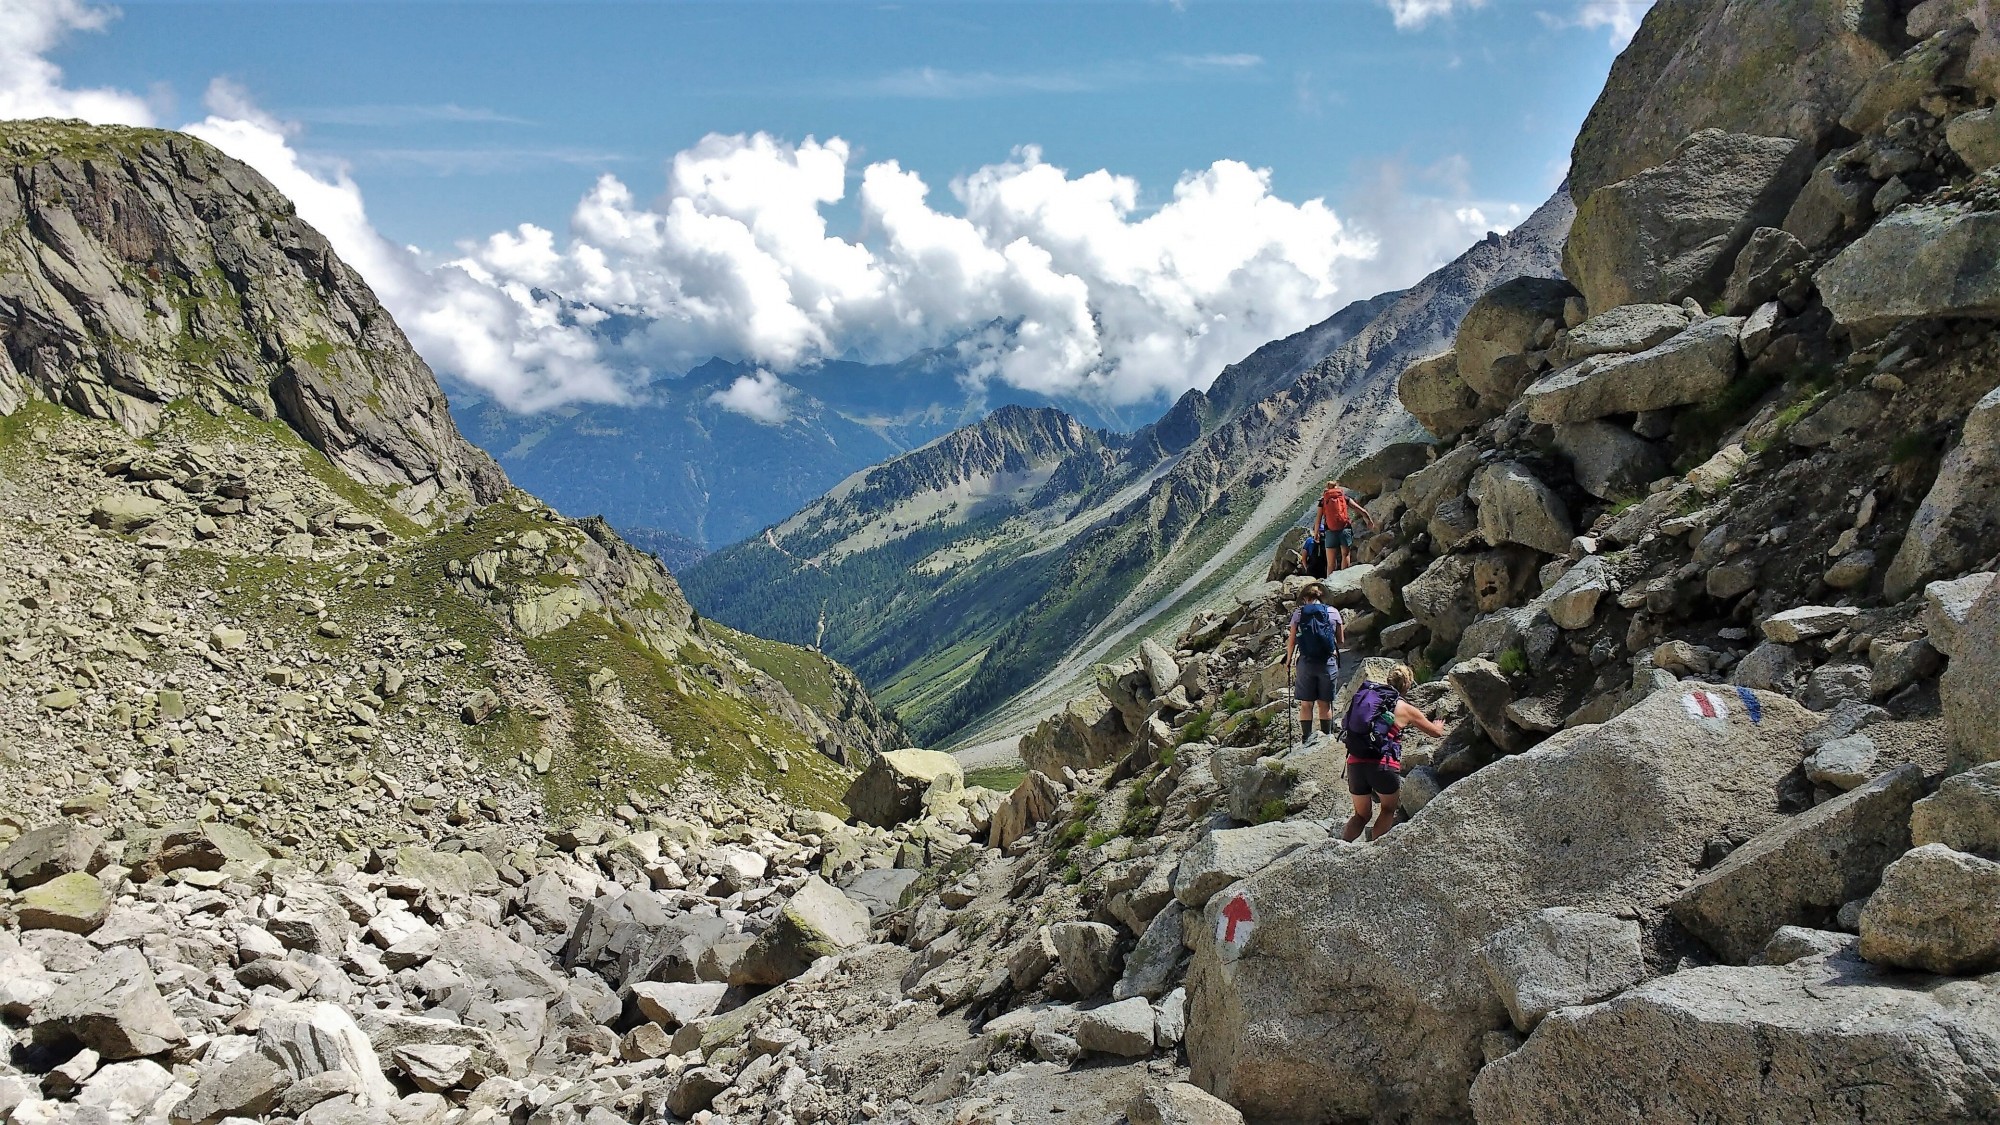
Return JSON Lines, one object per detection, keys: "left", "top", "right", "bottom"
{"left": 841, "top": 867, "right": 922, "bottom": 919}
{"left": 1802, "top": 663, "right": 1874, "bottom": 712}
{"left": 1187, "top": 687, "right": 1822, "bottom": 1124}
{"left": 1860, "top": 844, "right": 2000, "bottom": 975}
{"left": 1542, "top": 556, "right": 1613, "bottom": 631}
{"left": 734, "top": 876, "right": 871, "bottom": 986}
{"left": 1154, "top": 987, "right": 1187, "bottom": 1049}
{"left": 1524, "top": 315, "right": 1741, "bottom": 424}
{"left": 1114, "top": 901, "right": 1186, "bottom": 1002}
{"left": 0, "top": 821, "right": 107, "bottom": 889}
{"left": 1455, "top": 276, "right": 1576, "bottom": 401}
{"left": 1554, "top": 421, "right": 1667, "bottom": 502}
{"left": 172, "top": 1050, "right": 289, "bottom": 1125}
{"left": 1821, "top": 205, "right": 2000, "bottom": 334}
{"left": 1723, "top": 226, "right": 1809, "bottom": 314}
{"left": 666, "top": 1067, "right": 732, "bottom": 1117}
{"left": 1566, "top": 1, "right": 1891, "bottom": 200}
{"left": 1761, "top": 605, "right": 1858, "bottom": 644}
{"left": 1074, "top": 997, "right": 1156, "bottom": 1057}
{"left": 1557, "top": 303, "right": 1688, "bottom": 363}
{"left": 1925, "top": 572, "right": 1996, "bottom": 659}
{"left": 1887, "top": 387, "right": 2000, "bottom": 599}
{"left": 1671, "top": 765, "right": 1923, "bottom": 964}
{"left": 843, "top": 748, "right": 963, "bottom": 827}
{"left": 389, "top": 1044, "right": 471, "bottom": 1094}
{"left": 1477, "top": 907, "right": 1646, "bottom": 1033}
{"left": 1470, "top": 953, "right": 2000, "bottom": 1124}
{"left": 1564, "top": 131, "right": 1813, "bottom": 313}
{"left": 1947, "top": 105, "right": 2000, "bottom": 170}
{"left": 1051, "top": 921, "right": 1123, "bottom": 999}
{"left": 1397, "top": 350, "right": 1488, "bottom": 438}
{"left": 1789, "top": 389, "right": 1881, "bottom": 449}
{"left": 1020, "top": 696, "right": 1128, "bottom": 779}
{"left": 256, "top": 1002, "right": 396, "bottom": 1104}
{"left": 1912, "top": 762, "right": 2000, "bottom": 860}
{"left": 1804, "top": 735, "right": 1879, "bottom": 791}
{"left": 1760, "top": 926, "right": 1857, "bottom": 966}
{"left": 1126, "top": 1082, "right": 1242, "bottom": 1125}
{"left": 1823, "top": 549, "right": 1876, "bottom": 590}
{"left": 631, "top": 982, "right": 727, "bottom": 1028}
{"left": 1172, "top": 821, "right": 1327, "bottom": 909}
{"left": 1405, "top": 555, "right": 1477, "bottom": 651}
{"left": 31, "top": 946, "right": 187, "bottom": 1059}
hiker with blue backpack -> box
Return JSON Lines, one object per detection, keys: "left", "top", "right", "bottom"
{"left": 1340, "top": 664, "right": 1446, "bottom": 842}
{"left": 1285, "top": 582, "right": 1345, "bottom": 747}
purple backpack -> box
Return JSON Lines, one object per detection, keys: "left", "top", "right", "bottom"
{"left": 1343, "top": 681, "right": 1403, "bottom": 762}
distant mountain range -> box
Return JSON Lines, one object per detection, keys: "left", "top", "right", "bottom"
{"left": 448, "top": 346, "right": 1155, "bottom": 559}
{"left": 672, "top": 209, "right": 1564, "bottom": 745}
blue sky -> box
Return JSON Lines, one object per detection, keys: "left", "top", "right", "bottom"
{"left": 64, "top": 1, "right": 1630, "bottom": 245}
{"left": 13, "top": 0, "right": 1650, "bottom": 413}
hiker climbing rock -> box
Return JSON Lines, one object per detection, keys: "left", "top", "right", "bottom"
{"left": 1315, "top": 478, "right": 1375, "bottom": 572}
{"left": 1285, "top": 582, "right": 1345, "bottom": 747}
{"left": 1340, "top": 664, "right": 1445, "bottom": 842}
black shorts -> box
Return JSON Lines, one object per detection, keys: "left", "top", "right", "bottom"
{"left": 1294, "top": 661, "right": 1336, "bottom": 703}
{"left": 1347, "top": 759, "right": 1401, "bottom": 796}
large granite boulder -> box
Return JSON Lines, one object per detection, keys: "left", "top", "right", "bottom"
{"left": 1885, "top": 387, "right": 2000, "bottom": 601}
{"left": 1524, "top": 314, "right": 1741, "bottom": 424}
{"left": 1821, "top": 206, "right": 2000, "bottom": 334}
{"left": 1405, "top": 554, "right": 1478, "bottom": 651}
{"left": 1554, "top": 421, "right": 1669, "bottom": 501}
{"left": 1567, "top": 0, "right": 1893, "bottom": 199}
{"left": 843, "top": 748, "right": 964, "bottom": 827}
{"left": 1397, "top": 350, "right": 1488, "bottom": 438}
{"left": 31, "top": 947, "right": 187, "bottom": 1059}
{"left": 734, "top": 876, "right": 871, "bottom": 986}
{"left": 1455, "top": 277, "right": 1576, "bottom": 401}
{"left": 1472, "top": 462, "right": 1574, "bottom": 555}
{"left": 988, "top": 770, "right": 1065, "bottom": 850}
{"left": 1564, "top": 131, "right": 1813, "bottom": 314}
{"left": 1941, "top": 573, "right": 2000, "bottom": 770}
{"left": 1859, "top": 844, "right": 2000, "bottom": 975}
{"left": 1185, "top": 687, "right": 1818, "bottom": 1123}
{"left": 1670, "top": 764, "right": 1924, "bottom": 963}
{"left": 1912, "top": 761, "right": 2000, "bottom": 859}
{"left": 0, "top": 821, "right": 107, "bottom": 889}
{"left": 1476, "top": 907, "right": 1646, "bottom": 1034}
{"left": 1020, "top": 694, "right": 1130, "bottom": 778}
{"left": 1470, "top": 952, "right": 2000, "bottom": 1124}
{"left": 1557, "top": 302, "right": 1688, "bottom": 362}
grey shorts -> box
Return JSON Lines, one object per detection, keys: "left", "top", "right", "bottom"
{"left": 1294, "top": 661, "right": 1336, "bottom": 703}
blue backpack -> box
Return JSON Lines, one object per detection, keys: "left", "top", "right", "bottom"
{"left": 1343, "top": 681, "right": 1403, "bottom": 762}
{"left": 1295, "top": 602, "right": 1338, "bottom": 664}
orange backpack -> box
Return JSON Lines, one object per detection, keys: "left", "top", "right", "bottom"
{"left": 1320, "top": 487, "right": 1350, "bottom": 531}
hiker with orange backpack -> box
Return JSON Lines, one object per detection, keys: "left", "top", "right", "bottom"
{"left": 1315, "top": 478, "right": 1375, "bottom": 572}
{"left": 1339, "top": 664, "right": 1446, "bottom": 842}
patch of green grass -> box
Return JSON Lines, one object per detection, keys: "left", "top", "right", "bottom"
{"left": 1218, "top": 688, "right": 1250, "bottom": 714}
{"left": 1496, "top": 648, "right": 1529, "bottom": 676}
{"left": 1254, "top": 798, "right": 1290, "bottom": 825}
{"left": 1178, "top": 711, "right": 1213, "bottom": 744}
{"left": 1084, "top": 830, "right": 1113, "bottom": 848}
{"left": 1062, "top": 863, "right": 1083, "bottom": 885}
{"left": 1607, "top": 497, "right": 1641, "bottom": 518}
{"left": 1890, "top": 433, "right": 1931, "bottom": 464}
{"left": 706, "top": 621, "right": 841, "bottom": 713}
{"left": 965, "top": 764, "right": 1028, "bottom": 793}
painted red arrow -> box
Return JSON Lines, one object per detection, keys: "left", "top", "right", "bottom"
{"left": 1221, "top": 894, "right": 1254, "bottom": 943}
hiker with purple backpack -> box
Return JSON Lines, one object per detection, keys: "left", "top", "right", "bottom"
{"left": 1284, "top": 582, "right": 1345, "bottom": 748}
{"left": 1340, "top": 664, "right": 1446, "bottom": 842}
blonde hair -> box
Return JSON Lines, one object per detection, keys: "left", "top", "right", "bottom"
{"left": 1387, "top": 664, "right": 1417, "bottom": 694}
{"left": 1302, "top": 583, "right": 1325, "bottom": 601}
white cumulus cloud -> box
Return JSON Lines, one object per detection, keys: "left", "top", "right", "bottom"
{"left": 0, "top": 0, "right": 153, "bottom": 124}
{"left": 7, "top": 0, "right": 1530, "bottom": 414}
{"left": 1554, "top": 1, "right": 1654, "bottom": 45}
{"left": 1381, "top": 0, "right": 1485, "bottom": 30}
{"left": 707, "top": 370, "right": 793, "bottom": 425}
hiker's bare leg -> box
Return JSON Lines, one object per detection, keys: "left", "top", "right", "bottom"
{"left": 1368, "top": 791, "right": 1401, "bottom": 841}
{"left": 1342, "top": 793, "right": 1371, "bottom": 842}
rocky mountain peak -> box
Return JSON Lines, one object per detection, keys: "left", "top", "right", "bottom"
{"left": 0, "top": 119, "right": 506, "bottom": 524}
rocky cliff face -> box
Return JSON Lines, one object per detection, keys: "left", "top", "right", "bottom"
{"left": 0, "top": 119, "right": 901, "bottom": 861}
{"left": 0, "top": 120, "right": 506, "bottom": 523}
